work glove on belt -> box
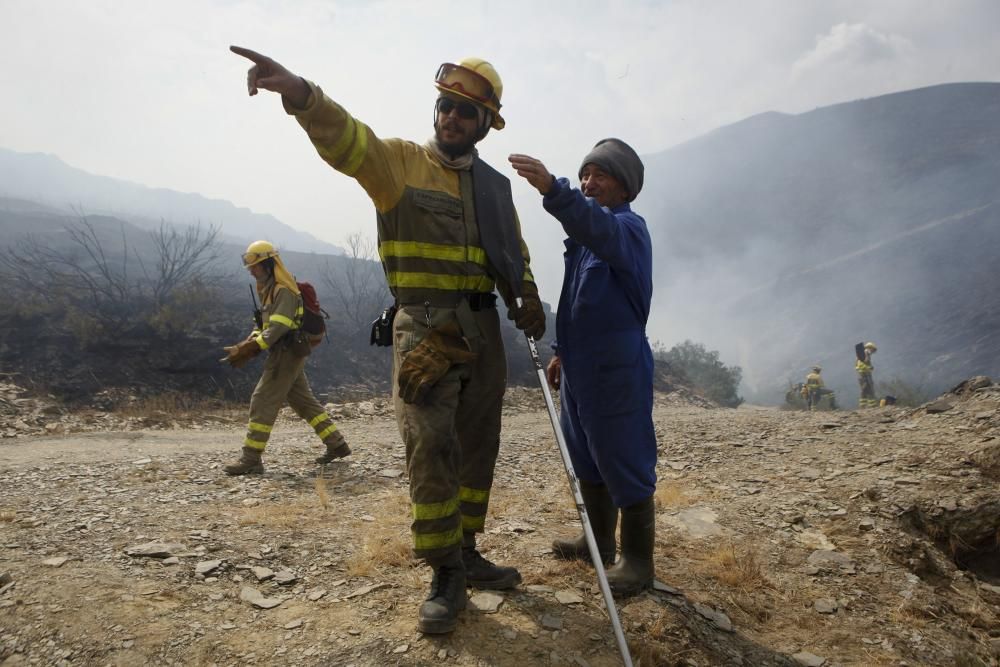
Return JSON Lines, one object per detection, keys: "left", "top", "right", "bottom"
{"left": 508, "top": 281, "right": 546, "bottom": 340}
{"left": 398, "top": 322, "right": 477, "bottom": 405}
{"left": 223, "top": 339, "right": 261, "bottom": 369}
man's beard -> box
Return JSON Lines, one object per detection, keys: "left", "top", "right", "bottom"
{"left": 434, "top": 123, "right": 477, "bottom": 158}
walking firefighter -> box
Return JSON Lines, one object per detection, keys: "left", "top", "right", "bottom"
{"left": 221, "top": 240, "right": 350, "bottom": 475}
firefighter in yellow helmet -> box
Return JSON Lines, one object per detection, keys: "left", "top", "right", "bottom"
{"left": 230, "top": 47, "right": 544, "bottom": 633}
{"left": 804, "top": 365, "right": 825, "bottom": 411}
{"left": 856, "top": 342, "right": 877, "bottom": 408}
{"left": 222, "top": 241, "right": 350, "bottom": 475}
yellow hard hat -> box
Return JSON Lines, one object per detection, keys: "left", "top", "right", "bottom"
{"left": 242, "top": 240, "right": 299, "bottom": 295}
{"left": 435, "top": 58, "right": 505, "bottom": 130}
{"left": 864, "top": 342, "right": 877, "bottom": 351}
{"left": 243, "top": 240, "right": 278, "bottom": 268}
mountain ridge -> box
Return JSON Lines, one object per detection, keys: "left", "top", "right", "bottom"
{"left": 640, "top": 80, "right": 1000, "bottom": 402}
{"left": 0, "top": 147, "right": 344, "bottom": 256}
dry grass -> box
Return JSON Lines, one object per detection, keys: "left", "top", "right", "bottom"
{"left": 314, "top": 476, "right": 331, "bottom": 510}
{"left": 114, "top": 392, "right": 236, "bottom": 419}
{"left": 888, "top": 599, "right": 935, "bottom": 628}
{"left": 531, "top": 559, "right": 594, "bottom": 589}
{"left": 344, "top": 520, "right": 413, "bottom": 576}
{"left": 344, "top": 490, "right": 413, "bottom": 577}
{"left": 237, "top": 502, "right": 310, "bottom": 529}
{"left": 703, "top": 541, "right": 772, "bottom": 591}
{"left": 655, "top": 482, "right": 692, "bottom": 509}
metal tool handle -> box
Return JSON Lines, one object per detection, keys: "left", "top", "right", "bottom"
{"left": 517, "top": 300, "right": 634, "bottom": 667}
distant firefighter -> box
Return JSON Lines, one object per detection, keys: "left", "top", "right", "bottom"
{"left": 804, "top": 366, "right": 825, "bottom": 411}
{"left": 855, "top": 341, "right": 878, "bottom": 408}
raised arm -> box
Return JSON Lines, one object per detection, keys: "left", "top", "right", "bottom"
{"left": 230, "top": 45, "right": 310, "bottom": 109}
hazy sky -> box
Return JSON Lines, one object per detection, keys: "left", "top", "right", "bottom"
{"left": 2, "top": 0, "right": 999, "bottom": 308}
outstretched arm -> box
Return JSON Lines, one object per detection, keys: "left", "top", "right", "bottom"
{"left": 230, "top": 45, "right": 311, "bottom": 109}
{"left": 230, "top": 45, "right": 408, "bottom": 212}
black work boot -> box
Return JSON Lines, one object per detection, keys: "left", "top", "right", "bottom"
{"left": 606, "top": 496, "right": 655, "bottom": 596}
{"left": 552, "top": 480, "right": 617, "bottom": 565}
{"left": 462, "top": 533, "right": 522, "bottom": 590}
{"left": 417, "top": 552, "right": 467, "bottom": 634}
{"left": 315, "top": 432, "right": 351, "bottom": 464}
{"left": 224, "top": 446, "right": 264, "bottom": 476}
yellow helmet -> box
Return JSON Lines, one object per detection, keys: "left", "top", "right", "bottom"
{"left": 242, "top": 240, "right": 278, "bottom": 268}
{"left": 864, "top": 342, "right": 877, "bottom": 351}
{"left": 434, "top": 58, "right": 505, "bottom": 130}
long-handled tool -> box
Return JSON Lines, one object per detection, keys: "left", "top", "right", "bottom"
{"left": 517, "top": 302, "right": 634, "bottom": 667}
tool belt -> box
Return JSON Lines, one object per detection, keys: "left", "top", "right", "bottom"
{"left": 371, "top": 293, "right": 496, "bottom": 348}
{"left": 397, "top": 292, "right": 497, "bottom": 311}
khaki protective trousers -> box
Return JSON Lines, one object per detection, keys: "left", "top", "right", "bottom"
{"left": 244, "top": 345, "right": 342, "bottom": 451}
{"left": 857, "top": 371, "right": 877, "bottom": 408}
{"left": 392, "top": 304, "right": 506, "bottom": 566}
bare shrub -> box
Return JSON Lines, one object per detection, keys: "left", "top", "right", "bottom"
{"left": 0, "top": 216, "right": 227, "bottom": 338}
{"left": 322, "top": 231, "right": 390, "bottom": 335}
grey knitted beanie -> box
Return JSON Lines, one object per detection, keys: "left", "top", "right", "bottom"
{"left": 578, "top": 138, "right": 644, "bottom": 202}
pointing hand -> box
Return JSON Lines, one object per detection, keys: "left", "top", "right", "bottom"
{"left": 229, "top": 45, "right": 311, "bottom": 109}
{"left": 509, "top": 154, "right": 555, "bottom": 195}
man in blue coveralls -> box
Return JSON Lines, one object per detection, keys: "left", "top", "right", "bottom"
{"left": 509, "top": 140, "right": 656, "bottom": 595}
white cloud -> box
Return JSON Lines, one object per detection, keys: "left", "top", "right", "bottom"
{"left": 792, "top": 22, "right": 913, "bottom": 78}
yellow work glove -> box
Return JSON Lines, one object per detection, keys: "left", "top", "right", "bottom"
{"left": 398, "top": 323, "right": 477, "bottom": 404}
{"left": 509, "top": 281, "right": 546, "bottom": 340}
{"left": 223, "top": 339, "right": 261, "bottom": 369}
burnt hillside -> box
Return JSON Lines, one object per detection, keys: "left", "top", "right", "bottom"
{"left": 0, "top": 199, "right": 554, "bottom": 404}
{"left": 641, "top": 82, "right": 1000, "bottom": 402}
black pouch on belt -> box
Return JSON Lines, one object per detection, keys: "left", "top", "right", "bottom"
{"left": 287, "top": 329, "right": 313, "bottom": 358}
{"left": 369, "top": 305, "right": 397, "bottom": 347}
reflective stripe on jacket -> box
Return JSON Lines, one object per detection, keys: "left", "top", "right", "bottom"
{"left": 252, "top": 280, "right": 303, "bottom": 351}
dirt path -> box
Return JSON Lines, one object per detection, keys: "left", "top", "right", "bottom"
{"left": 1, "top": 389, "right": 998, "bottom": 666}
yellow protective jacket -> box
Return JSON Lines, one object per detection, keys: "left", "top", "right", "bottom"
{"left": 284, "top": 82, "right": 534, "bottom": 306}
{"left": 251, "top": 277, "right": 303, "bottom": 351}
{"left": 805, "top": 372, "right": 824, "bottom": 388}
{"left": 856, "top": 351, "right": 874, "bottom": 374}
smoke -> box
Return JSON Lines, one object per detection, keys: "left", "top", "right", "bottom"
{"left": 638, "top": 83, "right": 1000, "bottom": 404}
{"left": 792, "top": 23, "right": 913, "bottom": 78}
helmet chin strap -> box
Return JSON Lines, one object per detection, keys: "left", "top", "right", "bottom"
{"left": 478, "top": 111, "right": 493, "bottom": 140}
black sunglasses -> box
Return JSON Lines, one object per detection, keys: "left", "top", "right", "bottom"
{"left": 436, "top": 97, "right": 479, "bottom": 120}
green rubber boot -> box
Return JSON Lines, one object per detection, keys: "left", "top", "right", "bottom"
{"left": 552, "top": 480, "right": 618, "bottom": 565}
{"left": 606, "top": 496, "right": 655, "bottom": 596}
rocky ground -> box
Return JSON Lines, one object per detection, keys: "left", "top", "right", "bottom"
{"left": 1, "top": 380, "right": 999, "bottom": 667}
